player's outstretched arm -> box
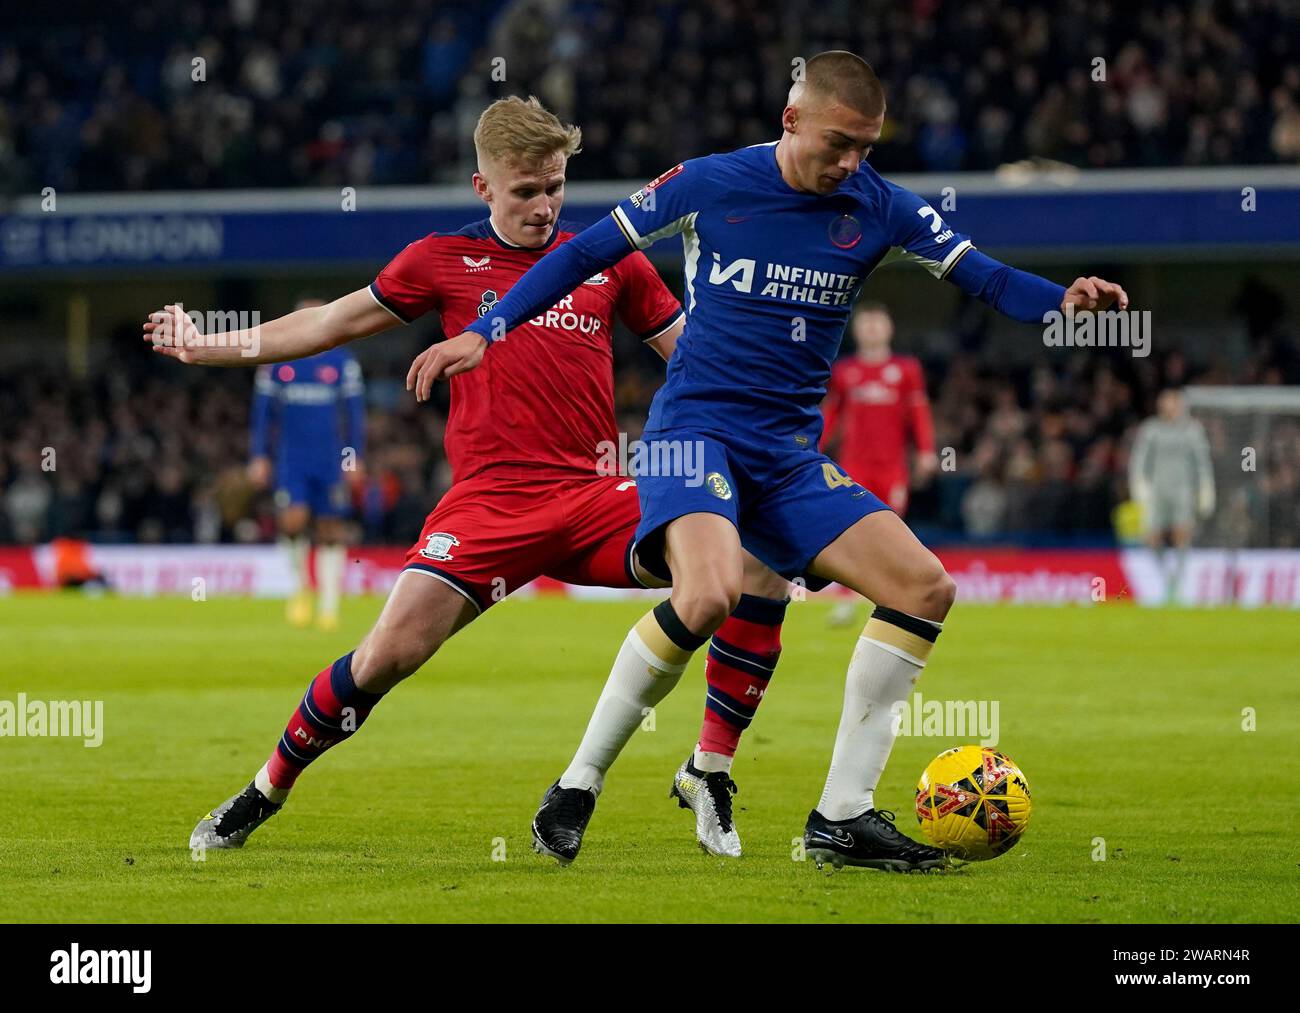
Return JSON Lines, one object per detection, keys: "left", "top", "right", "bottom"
{"left": 889, "top": 187, "right": 1128, "bottom": 323}
{"left": 410, "top": 215, "right": 637, "bottom": 399}
{"left": 407, "top": 331, "right": 489, "bottom": 397}
{"left": 142, "top": 288, "right": 399, "bottom": 366}
{"left": 1128, "top": 421, "right": 1154, "bottom": 504}
{"left": 944, "top": 248, "right": 1128, "bottom": 323}
{"left": 1191, "top": 420, "right": 1216, "bottom": 517}
{"left": 248, "top": 370, "right": 276, "bottom": 488}
{"left": 403, "top": 287, "right": 683, "bottom": 391}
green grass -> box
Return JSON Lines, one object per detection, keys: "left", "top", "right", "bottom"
{"left": 0, "top": 593, "right": 1296, "bottom": 923}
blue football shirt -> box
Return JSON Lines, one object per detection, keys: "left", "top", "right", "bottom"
{"left": 463, "top": 141, "right": 1064, "bottom": 441}
{"left": 608, "top": 143, "right": 973, "bottom": 438}
{"left": 250, "top": 347, "right": 366, "bottom": 472}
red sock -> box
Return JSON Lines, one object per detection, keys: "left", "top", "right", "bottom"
{"left": 699, "top": 594, "right": 787, "bottom": 758}
{"left": 264, "top": 652, "right": 384, "bottom": 790}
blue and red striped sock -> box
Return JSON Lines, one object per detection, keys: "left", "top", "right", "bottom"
{"left": 260, "top": 652, "right": 385, "bottom": 796}
{"left": 695, "top": 594, "right": 787, "bottom": 773}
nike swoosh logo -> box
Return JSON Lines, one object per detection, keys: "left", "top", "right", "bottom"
{"left": 811, "top": 829, "right": 855, "bottom": 848}
{"left": 724, "top": 214, "right": 752, "bottom": 224}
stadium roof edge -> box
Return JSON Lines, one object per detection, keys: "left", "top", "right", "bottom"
{"left": 9, "top": 166, "right": 1300, "bottom": 214}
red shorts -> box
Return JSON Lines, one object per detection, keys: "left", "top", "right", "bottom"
{"left": 403, "top": 469, "right": 646, "bottom": 612}
{"left": 851, "top": 467, "right": 910, "bottom": 516}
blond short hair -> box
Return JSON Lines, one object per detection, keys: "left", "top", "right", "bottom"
{"left": 474, "top": 96, "right": 582, "bottom": 171}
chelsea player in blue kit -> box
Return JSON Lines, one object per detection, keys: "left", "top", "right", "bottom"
{"left": 415, "top": 52, "right": 1128, "bottom": 870}
{"left": 250, "top": 298, "right": 367, "bottom": 631}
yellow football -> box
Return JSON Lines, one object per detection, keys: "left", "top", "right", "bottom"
{"left": 915, "top": 745, "right": 1031, "bottom": 860}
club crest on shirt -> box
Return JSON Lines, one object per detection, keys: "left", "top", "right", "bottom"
{"left": 462, "top": 255, "right": 491, "bottom": 272}
{"left": 419, "top": 532, "right": 460, "bottom": 561}
{"left": 829, "top": 213, "right": 862, "bottom": 249}
{"left": 883, "top": 363, "right": 902, "bottom": 384}
{"left": 477, "top": 290, "right": 499, "bottom": 318}
{"left": 705, "top": 472, "right": 732, "bottom": 501}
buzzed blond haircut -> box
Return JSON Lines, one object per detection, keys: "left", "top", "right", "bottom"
{"left": 789, "top": 51, "right": 886, "bottom": 119}
{"left": 473, "top": 95, "right": 582, "bottom": 171}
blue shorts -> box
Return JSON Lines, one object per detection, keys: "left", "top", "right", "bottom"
{"left": 633, "top": 427, "right": 890, "bottom": 587}
{"left": 275, "top": 462, "right": 351, "bottom": 518}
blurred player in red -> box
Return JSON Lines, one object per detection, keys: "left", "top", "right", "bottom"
{"left": 820, "top": 301, "right": 937, "bottom": 625}
{"left": 144, "top": 96, "right": 789, "bottom": 859}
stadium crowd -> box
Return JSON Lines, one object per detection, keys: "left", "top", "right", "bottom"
{"left": 3, "top": 0, "right": 1298, "bottom": 550}
{"left": 0, "top": 361, "right": 450, "bottom": 548}
{"left": 4, "top": 0, "right": 1300, "bottom": 196}
{"left": 3, "top": 327, "right": 1297, "bottom": 548}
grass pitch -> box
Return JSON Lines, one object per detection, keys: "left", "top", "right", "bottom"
{"left": 1, "top": 593, "right": 1296, "bottom": 923}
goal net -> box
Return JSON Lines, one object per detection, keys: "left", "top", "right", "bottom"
{"left": 1184, "top": 386, "right": 1300, "bottom": 549}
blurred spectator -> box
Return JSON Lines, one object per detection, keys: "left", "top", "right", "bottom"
{"left": 5, "top": 466, "right": 51, "bottom": 542}
{"left": 3, "top": 0, "right": 1298, "bottom": 196}
{"left": 4, "top": 332, "right": 1298, "bottom": 546}
{"left": 0, "top": 362, "right": 452, "bottom": 546}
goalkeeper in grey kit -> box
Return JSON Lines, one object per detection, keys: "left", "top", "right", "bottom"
{"left": 1129, "top": 388, "right": 1216, "bottom": 602}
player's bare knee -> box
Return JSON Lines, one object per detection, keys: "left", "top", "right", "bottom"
{"left": 673, "top": 581, "right": 740, "bottom": 636}
{"left": 876, "top": 557, "right": 954, "bottom": 623}
{"left": 917, "top": 563, "right": 957, "bottom": 621}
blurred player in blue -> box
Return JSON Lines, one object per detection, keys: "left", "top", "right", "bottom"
{"left": 415, "top": 51, "right": 1129, "bottom": 871}
{"left": 250, "top": 297, "right": 366, "bottom": 631}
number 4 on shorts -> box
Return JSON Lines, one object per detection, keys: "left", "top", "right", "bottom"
{"left": 821, "top": 462, "right": 855, "bottom": 489}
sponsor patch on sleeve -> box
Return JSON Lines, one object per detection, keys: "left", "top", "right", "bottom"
{"left": 628, "top": 163, "right": 684, "bottom": 208}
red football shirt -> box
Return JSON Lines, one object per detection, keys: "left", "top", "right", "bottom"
{"left": 820, "top": 353, "right": 934, "bottom": 477}
{"left": 370, "top": 219, "right": 683, "bottom": 483}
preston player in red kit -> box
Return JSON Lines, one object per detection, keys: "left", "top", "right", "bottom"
{"left": 821, "top": 301, "right": 937, "bottom": 625}
{"left": 821, "top": 301, "right": 937, "bottom": 514}
{"left": 143, "top": 97, "right": 790, "bottom": 861}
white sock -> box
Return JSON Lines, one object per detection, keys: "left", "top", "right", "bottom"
{"left": 817, "top": 609, "right": 942, "bottom": 822}
{"left": 1168, "top": 545, "right": 1188, "bottom": 603}
{"left": 559, "top": 609, "right": 696, "bottom": 794}
{"left": 254, "top": 763, "right": 290, "bottom": 805}
{"left": 693, "top": 746, "right": 733, "bottom": 774}
{"left": 316, "top": 544, "right": 345, "bottom": 617}
{"left": 283, "top": 535, "right": 310, "bottom": 595}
